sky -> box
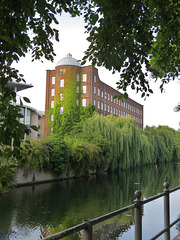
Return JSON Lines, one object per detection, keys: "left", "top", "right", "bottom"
{"left": 12, "top": 13, "right": 180, "bottom": 130}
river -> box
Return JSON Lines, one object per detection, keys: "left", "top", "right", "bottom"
{"left": 0, "top": 162, "right": 180, "bottom": 240}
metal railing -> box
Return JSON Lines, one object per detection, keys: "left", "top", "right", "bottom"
{"left": 44, "top": 182, "right": 180, "bottom": 240}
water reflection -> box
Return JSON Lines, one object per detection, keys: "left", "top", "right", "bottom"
{"left": 0, "top": 162, "right": 179, "bottom": 240}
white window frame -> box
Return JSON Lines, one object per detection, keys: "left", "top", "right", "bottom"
{"left": 101, "top": 91, "right": 103, "bottom": 98}
{"left": 76, "top": 98, "right": 79, "bottom": 106}
{"left": 51, "top": 77, "right": 55, "bottom": 84}
{"left": 82, "top": 99, "right": 86, "bottom": 107}
{"left": 60, "top": 93, "right": 63, "bottom": 100}
{"left": 50, "top": 114, "right": 53, "bottom": 121}
{"left": 51, "top": 88, "right": 55, "bottom": 96}
{"left": 60, "top": 106, "right": 63, "bottom": 114}
{"left": 82, "top": 85, "right": 86, "bottom": 94}
{"left": 98, "top": 88, "right": 100, "bottom": 96}
{"left": 76, "top": 74, "right": 79, "bottom": 81}
{"left": 108, "top": 94, "right": 110, "bottom": 101}
{"left": 94, "top": 86, "right": 96, "bottom": 94}
{"left": 82, "top": 74, "right": 87, "bottom": 82}
{"left": 60, "top": 79, "right": 64, "bottom": 87}
{"left": 94, "top": 75, "right": 96, "bottom": 83}
{"left": 94, "top": 99, "right": 96, "bottom": 106}
{"left": 98, "top": 101, "right": 100, "bottom": 109}
{"left": 105, "top": 92, "right": 107, "bottom": 100}
{"left": 51, "top": 101, "right": 54, "bottom": 108}
{"left": 101, "top": 102, "right": 103, "bottom": 110}
{"left": 76, "top": 86, "right": 79, "bottom": 93}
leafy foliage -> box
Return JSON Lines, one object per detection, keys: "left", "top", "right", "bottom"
{"left": 82, "top": 0, "right": 179, "bottom": 98}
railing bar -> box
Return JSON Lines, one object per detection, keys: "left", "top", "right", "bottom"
{"left": 43, "top": 185, "right": 180, "bottom": 240}
{"left": 150, "top": 226, "right": 169, "bottom": 240}
{"left": 90, "top": 204, "right": 135, "bottom": 225}
{"left": 149, "top": 217, "right": 180, "bottom": 240}
{"left": 169, "top": 217, "right": 180, "bottom": 228}
{"left": 169, "top": 186, "right": 180, "bottom": 193}
{"left": 43, "top": 223, "right": 86, "bottom": 240}
{"left": 142, "top": 193, "right": 165, "bottom": 204}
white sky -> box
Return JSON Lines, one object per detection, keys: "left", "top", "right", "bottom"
{"left": 12, "top": 13, "right": 180, "bottom": 130}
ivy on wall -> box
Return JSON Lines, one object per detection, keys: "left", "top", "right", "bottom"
{"left": 47, "top": 66, "right": 82, "bottom": 135}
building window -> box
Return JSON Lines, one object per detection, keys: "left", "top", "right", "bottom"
{"left": 82, "top": 99, "right": 86, "bottom": 107}
{"left": 82, "top": 74, "right": 87, "bottom": 82}
{"left": 82, "top": 85, "right": 86, "bottom": 94}
{"left": 111, "top": 95, "right": 113, "bottom": 102}
{"left": 114, "top": 99, "right": 115, "bottom": 104}
{"left": 98, "top": 88, "right": 100, "bottom": 96}
{"left": 60, "top": 93, "right": 63, "bottom": 100}
{"left": 52, "top": 77, "right": 55, "bottom": 84}
{"left": 116, "top": 99, "right": 118, "bottom": 105}
{"left": 111, "top": 106, "right": 112, "bottom": 113}
{"left": 50, "top": 127, "right": 53, "bottom": 135}
{"left": 76, "top": 98, "right": 79, "bottom": 105}
{"left": 119, "top": 110, "right": 121, "bottom": 116}
{"left": 116, "top": 109, "right": 118, "bottom": 115}
{"left": 51, "top": 88, "right": 55, "bottom": 96}
{"left": 101, "top": 102, "right": 103, "bottom": 110}
{"left": 50, "top": 114, "right": 53, "bottom": 121}
{"left": 105, "top": 92, "right": 107, "bottom": 99}
{"left": 98, "top": 101, "right": 100, "bottom": 109}
{"left": 76, "top": 86, "right": 79, "bottom": 93}
{"left": 101, "top": 91, "right": 103, "bottom": 98}
{"left": 51, "top": 101, "right": 54, "bottom": 108}
{"left": 108, "top": 94, "right": 110, "bottom": 101}
{"left": 94, "top": 86, "right": 96, "bottom": 94}
{"left": 26, "top": 109, "right": 31, "bottom": 127}
{"left": 60, "top": 106, "right": 63, "bottom": 114}
{"left": 19, "top": 108, "right": 25, "bottom": 124}
{"left": 76, "top": 74, "right": 79, "bottom": 81}
{"left": 114, "top": 108, "right": 115, "bottom": 115}
{"left": 105, "top": 104, "right": 107, "bottom": 112}
{"left": 60, "top": 79, "right": 64, "bottom": 87}
{"left": 94, "top": 99, "right": 96, "bottom": 106}
{"left": 108, "top": 105, "right": 110, "bottom": 112}
{"left": 119, "top": 100, "right": 121, "bottom": 106}
{"left": 94, "top": 75, "right": 96, "bottom": 83}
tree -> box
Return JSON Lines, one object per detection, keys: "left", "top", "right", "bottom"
{"left": 82, "top": 0, "right": 179, "bottom": 99}
{"left": 0, "top": 0, "right": 86, "bottom": 159}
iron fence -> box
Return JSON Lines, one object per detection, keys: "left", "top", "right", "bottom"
{"left": 44, "top": 182, "right": 180, "bottom": 240}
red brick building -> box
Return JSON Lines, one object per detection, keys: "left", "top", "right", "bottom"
{"left": 45, "top": 54, "right": 143, "bottom": 137}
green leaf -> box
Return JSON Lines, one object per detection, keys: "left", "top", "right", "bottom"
{"left": 124, "top": 92, "right": 128, "bottom": 99}
{"left": 31, "top": 125, "right": 38, "bottom": 131}
{"left": 23, "top": 97, "right": 31, "bottom": 103}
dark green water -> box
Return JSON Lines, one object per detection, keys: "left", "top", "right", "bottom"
{"left": 0, "top": 162, "right": 180, "bottom": 240}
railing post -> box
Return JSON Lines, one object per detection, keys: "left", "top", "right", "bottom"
{"left": 134, "top": 190, "right": 142, "bottom": 240}
{"left": 163, "top": 182, "right": 170, "bottom": 240}
{"left": 80, "top": 219, "right": 92, "bottom": 240}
